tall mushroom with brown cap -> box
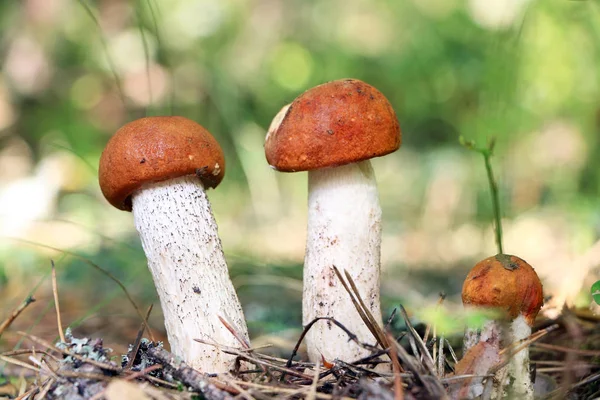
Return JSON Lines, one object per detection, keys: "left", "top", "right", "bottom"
{"left": 462, "top": 254, "right": 543, "bottom": 398}
{"left": 99, "top": 116, "right": 249, "bottom": 373}
{"left": 265, "top": 79, "right": 401, "bottom": 363}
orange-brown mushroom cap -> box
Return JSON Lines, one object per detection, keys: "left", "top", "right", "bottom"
{"left": 99, "top": 116, "right": 225, "bottom": 211}
{"left": 265, "top": 79, "right": 401, "bottom": 172}
{"left": 462, "top": 254, "right": 544, "bottom": 326}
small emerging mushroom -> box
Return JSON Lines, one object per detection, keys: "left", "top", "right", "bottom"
{"left": 265, "top": 79, "right": 401, "bottom": 363}
{"left": 99, "top": 116, "right": 249, "bottom": 373}
{"left": 462, "top": 254, "right": 543, "bottom": 399}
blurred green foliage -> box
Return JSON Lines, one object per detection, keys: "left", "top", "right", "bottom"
{"left": 1, "top": 0, "right": 599, "bottom": 341}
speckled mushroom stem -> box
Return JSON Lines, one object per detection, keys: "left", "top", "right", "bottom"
{"left": 463, "top": 319, "right": 502, "bottom": 354}
{"left": 469, "top": 315, "right": 534, "bottom": 399}
{"left": 132, "top": 175, "right": 249, "bottom": 373}
{"left": 303, "top": 160, "right": 383, "bottom": 363}
{"left": 506, "top": 314, "right": 534, "bottom": 398}
{"left": 462, "top": 315, "right": 506, "bottom": 399}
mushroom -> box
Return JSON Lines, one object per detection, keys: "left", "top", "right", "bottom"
{"left": 265, "top": 79, "right": 401, "bottom": 363}
{"left": 99, "top": 116, "right": 249, "bottom": 373}
{"left": 462, "top": 254, "right": 543, "bottom": 398}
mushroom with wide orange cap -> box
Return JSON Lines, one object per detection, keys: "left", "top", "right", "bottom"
{"left": 265, "top": 79, "right": 400, "bottom": 364}
{"left": 99, "top": 116, "right": 249, "bottom": 373}
{"left": 462, "top": 254, "right": 543, "bottom": 398}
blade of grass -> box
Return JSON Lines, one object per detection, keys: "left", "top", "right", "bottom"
{"left": 50, "top": 260, "right": 66, "bottom": 343}
{"left": 47, "top": 143, "right": 97, "bottom": 174}
{"left": 134, "top": 1, "right": 154, "bottom": 116}
{"left": 145, "top": 0, "right": 174, "bottom": 115}
{"left": 7, "top": 237, "right": 155, "bottom": 342}
{"left": 76, "top": 0, "right": 127, "bottom": 111}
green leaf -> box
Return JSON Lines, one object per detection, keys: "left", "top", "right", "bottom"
{"left": 591, "top": 280, "right": 600, "bottom": 305}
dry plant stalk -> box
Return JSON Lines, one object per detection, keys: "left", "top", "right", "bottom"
{"left": 50, "top": 260, "right": 66, "bottom": 343}
{"left": 0, "top": 295, "right": 35, "bottom": 337}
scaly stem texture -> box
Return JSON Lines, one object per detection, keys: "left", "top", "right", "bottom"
{"left": 132, "top": 175, "right": 249, "bottom": 373}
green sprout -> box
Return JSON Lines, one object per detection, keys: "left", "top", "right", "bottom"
{"left": 459, "top": 136, "right": 504, "bottom": 255}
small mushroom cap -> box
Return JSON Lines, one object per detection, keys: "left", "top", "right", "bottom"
{"left": 265, "top": 79, "right": 401, "bottom": 172}
{"left": 462, "top": 254, "right": 544, "bottom": 326}
{"left": 99, "top": 116, "right": 225, "bottom": 211}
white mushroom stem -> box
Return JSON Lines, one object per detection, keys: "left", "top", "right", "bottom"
{"left": 463, "top": 315, "right": 534, "bottom": 399}
{"left": 507, "top": 314, "right": 534, "bottom": 399}
{"left": 132, "top": 175, "right": 249, "bottom": 373}
{"left": 463, "top": 319, "right": 502, "bottom": 353}
{"left": 463, "top": 319, "right": 503, "bottom": 399}
{"left": 303, "top": 160, "right": 383, "bottom": 363}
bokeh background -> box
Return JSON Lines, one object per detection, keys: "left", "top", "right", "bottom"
{"left": 1, "top": 0, "right": 599, "bottom": 352}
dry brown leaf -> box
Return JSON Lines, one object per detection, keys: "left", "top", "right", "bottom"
{"left": 448, "top": 339, "right": 501, "bottom": 399}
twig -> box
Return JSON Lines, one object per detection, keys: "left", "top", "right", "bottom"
{"left": 196, "top": 339, "right": 313, "bottom": 380}
{"left": 14, "top": 384, "right": 39, "bottom": 400}
{"left": 437, "top": 335, "right": 445, "bottom": 378}
{"left": 537, "top": 365, "right": 593, "bottom": 373}
{"left": 0, "top": 296, "right": 35, "bottom": 337}
{"left": 32, "top": 356, "right": 59, "bottom": 380}
{"left": 56, "top": 370, "right": 114, "bottom": 381}
{"left": 125, "top": 304, "right": 154, "bottom": 370}
{"left": 329, "top": 359, "right": 390, "bottom": 379}
{"left": 423, "top": 293, "right": 446, "bottom": 344}
{"left": 533, "top": 342, "right": 600, "bottom": 356}
{"left": 225, "top": 379, "right": 255, "bottom": 400}
{"left": 384, "top": 308, "right": 397, "bottom": 332}
{"left": 285, "top": 316, "right": 376, "bottom": 370}
{"left": 146, "top": 346, "right": 234, "bottom": 400}
{"left": 0, "top": 355, "right": 40, "bottom": 373}
{"left": 307, "top": 360, "right": 320, "bottom": 400}
{"left": 128, "top": 370, "right": 180, "bottom": 389}
{"left": 445, "top": 338, "right": 458, "bottom": 365}
{"left": 491, "top": 324, "right": 559, "bottom": 374}
{"left": 399, "top": 306, "right": 436, "bottom": 374}
{"left": 218, "top": 315, "right": 251, "bottom": 349}
{"left": 1, "top": 349, "right": 56, "bottom": 360}
{"left": 36, "top": 378, "right": 54, "bottom": 399}
{"left": 391, "top": 340, "right": 446, "bottom": 398}
{"left": 332, "top": 266, "right": 389, "bottom": 351}
{"left": 50, "top": 260, "right": 66, "bottom": 343}
{"left": 352, "top": 350, "right": 391, "bottom": 367}
{"left": 442, "top": 374, "right": 493, "bottom": 383}
{"left": 543, "top": 371, "right": 600, "bottom": 400}
{"left": 221, "top": 378, "right": 353, "bottom": 399}
{"left": 387, "top": 333, "right": 404, "bottom": 400}
{"left": 125, "top": 364, "right": 162, "bottom": 381}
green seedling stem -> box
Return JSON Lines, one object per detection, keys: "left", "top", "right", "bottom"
{"left": 460, "top": 136, "right": 504, "bottom": 254}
